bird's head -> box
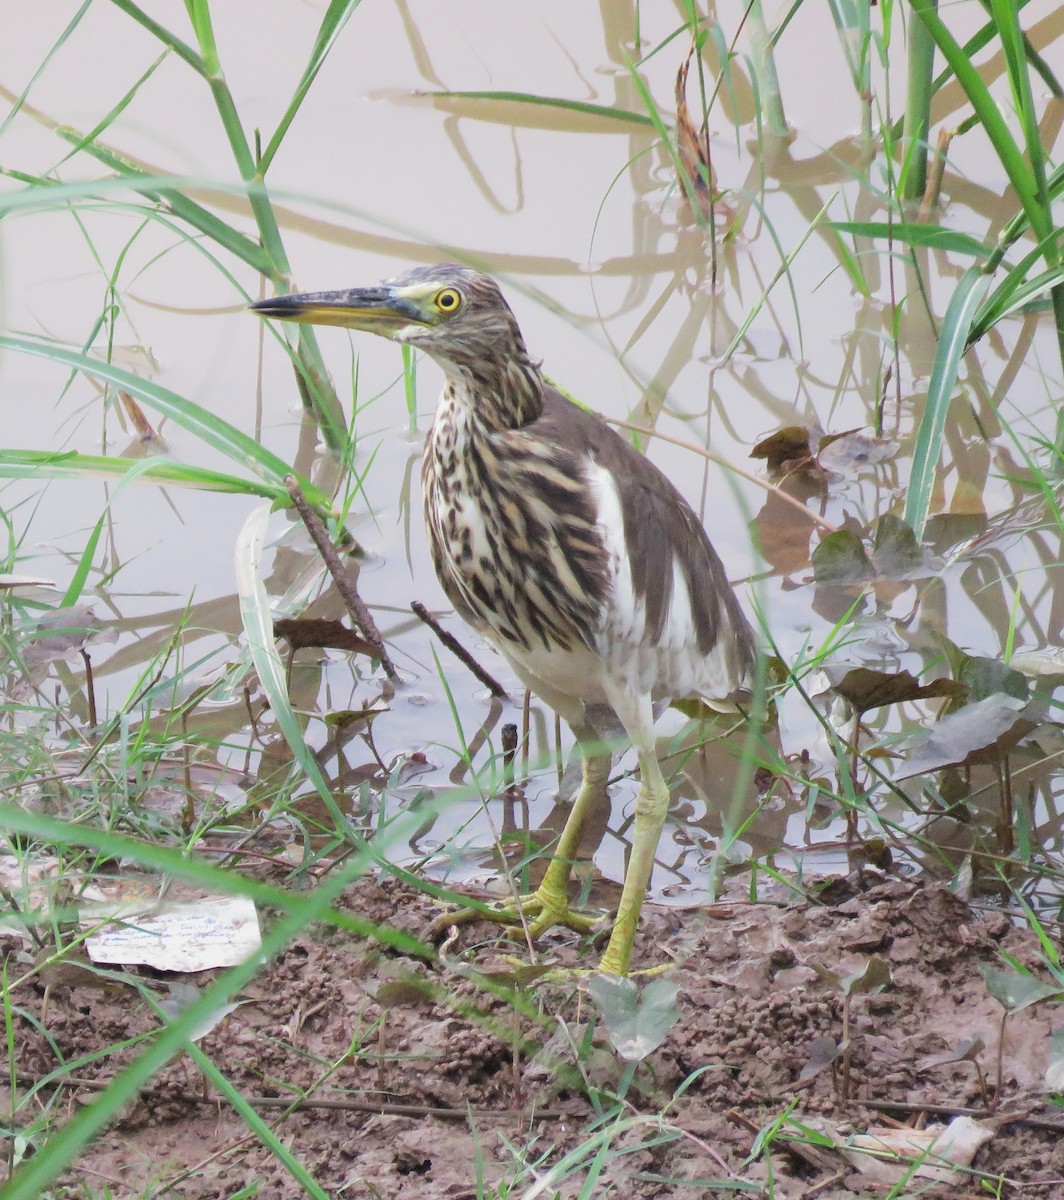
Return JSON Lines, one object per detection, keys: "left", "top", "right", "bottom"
{"left": 251, "top": 264, "right": 531, "bottom": 379}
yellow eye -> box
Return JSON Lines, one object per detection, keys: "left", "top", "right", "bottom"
{"left": 435, "top": 287, "right": 462, "bottom": 314}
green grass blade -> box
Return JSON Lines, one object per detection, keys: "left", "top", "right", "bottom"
{"left": 0, "top": 836, "right": 377, "bottom": 1199}
{"left": 184, "top": 1042, "right": 330, "bottom": 1199}
{"left": 0, "top": 335, "right": 329, "bottom": 507}
{"left": 990, "top": 0, "right": 1049, "bottom": 211}
{"left": 54, "top": 51, "right": 169, "bottom": 169}
{"left": 828, "top": 221, "right": 990, "bottom": 258}
{"left": 234, "top": 503, "right": 348, "bottom": 828}
{"left": 909, "top": 0, "right": 1045, "bottom": 243}
{"left": 0, "top": 0, "right": 93, "bottom": 140}
{"left": 428, "top": 90, "right": 655, "bottom": 130}
{"left": 49, "top": 134, "right": 274, "bottom": 274}
{"left": 971, "top": 263, "right": 1064, "bottom": 341}
{"left": 0, "top": 450, "right": 292, "bottom": 500}
{"left": 904, "top": 266, "right": 992, "bottom": 538}
{"left": 106, "top": 0, "right": 205, "bottom": 72}
{"left": 258, "top": 0, "right": 363, "bottom": 175}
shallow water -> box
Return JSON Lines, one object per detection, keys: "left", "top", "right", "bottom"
{"left": 2, "top": 3, "right": 1063, "bottom": 904}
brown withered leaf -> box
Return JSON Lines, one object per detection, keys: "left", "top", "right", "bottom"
{"left": 119, "top": 391, "right": 163, "bottom": 444}
{"left": 823, "top": 666, "right": 967, "bottom": 716}
{"left": 273, "top": 617, "right": 376, "bottom": 657}
{"left": 750, "top": 425, "right": 818, "bottom": 473}
{"left": 674, "top": 49, "right": 717, "bottom": 217}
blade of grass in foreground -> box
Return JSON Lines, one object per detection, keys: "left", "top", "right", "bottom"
{"left": 0, "top": 335, "right": 332, "bottom": 510}
{"left": 904, "top": 265, "right": 992, "bottom": 539}
{"left": 0, "top": 829, "right": 383, "bottom": 1200}
{"left": 0, "top": 451, "right": 296, "bottom": 501}
{"left": 235, "top": 503, "right": 348, "bottom": 829}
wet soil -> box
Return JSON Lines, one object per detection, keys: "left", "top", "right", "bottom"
{"left": 10, "top": 874, "right": 1064, "bottom": 1198}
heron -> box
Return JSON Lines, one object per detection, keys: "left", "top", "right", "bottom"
{"left": 252, "top": 264, "right": 756, "bottom": 975}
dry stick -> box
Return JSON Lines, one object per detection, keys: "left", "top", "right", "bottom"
{"left": 68, "top": 1075, "right": 562, "bottom": 1120}
{"left": 79, "top": 649, "right": 97, "bottom": 727}
{"left": 284, "top": 476, "right": 398, "bottom": 682}
{"left": 410, "top": 599, "right": 507, "bottom": 698}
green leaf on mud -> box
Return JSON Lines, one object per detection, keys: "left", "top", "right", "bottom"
{"left": 840, "top": 956, "right": 891, "bottom": 995}
{"left": 1046, "top": 1027, "right": 1064, "bottom": 1092}
{"left": 980, "top": 964, "right": 1064, "bottom": 1013}
{"left": 589, "top": 974, "right": 680, "bottom": 1063}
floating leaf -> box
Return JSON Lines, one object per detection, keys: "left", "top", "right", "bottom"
{"left": 979, "top": 964, "right": 1064, "bottom": 1013}
{"left": 1010, "top": 647, "right": 1064, "bottom": 679}
{"left": 895, "top": 693, "right": 1034, "bottom": 779}
{"left": 812, "top": 530, "right": 875, "bottom": 585}
{"left": 960, "top": 657, "right": 1030, "bottom": 704}
{"left": 823, "top": 666, "right": 965, "bottom": 716}
{"left": 871, "top": 514, "right": 930, "bottom": 579}
{"left": 750, "top": 425, "right": 817, "bottom": 472}
{"left": 589, "top": 974, "right": 680, "bottom": 1062}
{"left": 817, "top": 431, "right": 897, "bottom": 472}
{"left": 274, "top": 617, "right": 377, "bottom": 657}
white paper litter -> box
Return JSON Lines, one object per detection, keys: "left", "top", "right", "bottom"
{"left": 83, "top": 894, "right": 261, "bottom": 972}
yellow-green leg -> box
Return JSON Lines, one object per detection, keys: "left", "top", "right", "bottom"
{"left": 595, "top": 748, "right": 669, "bottom": 974}
{"left": 596, "top": 689, "right": 668, "bottom": 976}
{"left": 428, "top": 721, "right": 611, "bottom": 939}
{"left": 507, "top": 739, "right": 611, "bottom": 935}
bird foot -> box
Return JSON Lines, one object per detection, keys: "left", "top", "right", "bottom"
{"left": 426, "top": 884, "right": 602, "bottom": 942}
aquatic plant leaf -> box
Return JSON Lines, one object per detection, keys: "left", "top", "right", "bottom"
{"left": 979, "top": 964, "right": 1064, "bottom": 1013}
{"left": 960, "top": 657, "right": 1030, "bottom": 703}
{"left": 817, "top": 431, "right": 897, "bottom": 473}
{"left": 1009, "top": 647, "right": 1064, "bottom": 679}
{"left": 20, "top": 604, "right": 118, "bottom": 668}
{"left": 274, "top": 617, "right": 376, "bottom": 657}
{"left": 871, "top": 513, "right": 930, "bottom": 578}
{"left": 895, "top": 693, "right": 1033, "bottom": 779}
{"left": 589, "top": 974, "right": 680, "bottom": 1062}
{"left": 812, "top": 530, "right": 875, "bottom": 584}
{"left": 750, "top": 425, "right": 815, "bottom": 471}
{"left": 823, "top": 666, "right": 965, "bottom": 716}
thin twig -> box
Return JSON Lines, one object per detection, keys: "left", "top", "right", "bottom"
{"left": 609, "top": 417, "right": 839, "bottom": 534}
{"left": 410, "top": 600, "right": 507, "bottom": 698}
{"left": 284, "top": 476, "right": 398, "bottom": 681}
{"left": 67, "top": 1075, "right": 562, "bottom": 1120}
